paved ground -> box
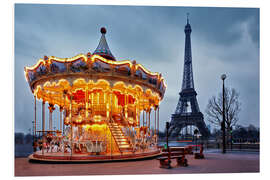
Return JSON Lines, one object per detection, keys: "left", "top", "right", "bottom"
{"left": 14, "top": 151, "right": 259, "bottom": 176}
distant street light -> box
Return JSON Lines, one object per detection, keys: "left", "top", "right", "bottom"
{"left": 221, "top": 74, "right": 227, "bottom": 154}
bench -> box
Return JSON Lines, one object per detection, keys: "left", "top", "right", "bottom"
{"left": 157, "top": 147, "right": 193, "bottom": 168}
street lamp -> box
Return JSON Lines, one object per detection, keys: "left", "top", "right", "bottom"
{"left": 165, "top": 121, "right": 171, "bottom": 165}
{"left": 221, "top": 74, "right": 227, "bottom": 154}
{"left": 194, "top": 129, "right": 199, "bottom": 152}
{"left": 166, "top": 122, "right": 170, "bottom": 150}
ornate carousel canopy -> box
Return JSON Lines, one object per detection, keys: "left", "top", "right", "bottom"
{"left": 24, "top": 27, "right": 166, "bottom": 126}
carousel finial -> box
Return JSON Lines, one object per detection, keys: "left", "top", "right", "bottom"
{"left": 100, "top": 27, "right": 107, "bottom": 34}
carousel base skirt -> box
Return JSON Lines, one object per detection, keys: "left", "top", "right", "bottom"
{"left": 28, "top": 149, "right": 161, "bottom": 163}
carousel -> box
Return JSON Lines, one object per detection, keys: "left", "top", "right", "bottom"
{"left": 25, "top": 27, "right": 166, "bottom": 162}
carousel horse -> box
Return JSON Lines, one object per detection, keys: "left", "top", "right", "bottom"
{"left": 52, "top": 144, "right": 59, "bottom": 152}
{"left": 85, "top": 141, "right": 94, "bottom": 153}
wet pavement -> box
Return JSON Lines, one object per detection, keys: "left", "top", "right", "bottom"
{"left": 15, "top": 151, "right": 259, "bottom": 176}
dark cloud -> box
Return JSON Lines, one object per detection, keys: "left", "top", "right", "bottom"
{"left": 189, "top": 7, "right": 259, "bottom": 46}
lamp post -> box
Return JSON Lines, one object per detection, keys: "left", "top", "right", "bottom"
{"left": 194, "top": 129, "right": 199, "bottom": 152}
{"left": 221, "top": 74, "right": 227, "bottom": 154}
{"left": 166, "top": 122, "right": 170, "bottom": 150}
{"left": 166, "top": 121, "right": 171, "bottom": 164}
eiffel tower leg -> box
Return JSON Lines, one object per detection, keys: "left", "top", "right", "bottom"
{"left": 169, "top": 120, "right": 180, "bottom": 138}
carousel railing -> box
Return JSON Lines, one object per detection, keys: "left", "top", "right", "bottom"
{"left": 118, "top": 117, "right": 136, "bottom": 151}
{"left": 121, "top": 126, "right": 136, "bottom": 151}
{"left": 107, "top": 119, "right": 122, "bottom": 154}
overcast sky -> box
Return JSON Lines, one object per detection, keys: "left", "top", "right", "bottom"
{"left": 14, "top": 4, "right": 259, "bottom": 134}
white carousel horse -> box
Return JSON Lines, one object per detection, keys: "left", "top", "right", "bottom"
{"left": 66, "top": 147, "right": 71, "bottom": 153}
{"left": 52, "top": 144, "right": 59, "bottom": 152}
{"left": 59, "top": 143, "right": 65, "bottom": 153}
{"left": 85, "top": 141, "right": 94, "bottom": 153}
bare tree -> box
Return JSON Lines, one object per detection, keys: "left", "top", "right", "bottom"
{"left": 205, "top": 88, "right": 241, "bottom": 131}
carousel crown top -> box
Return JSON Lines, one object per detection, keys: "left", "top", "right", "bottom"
{"left": 24, "top": 27, "right": 166, "bottom": 112}
{"left": 93, "top": 27, "right": 116, "bottom": 61}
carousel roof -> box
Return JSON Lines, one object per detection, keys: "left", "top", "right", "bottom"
{"left": 24, "top": 27, "right": 167, "bottom": 100}
{"left": 93, "top": 27, "right": 116, "bottom": 61}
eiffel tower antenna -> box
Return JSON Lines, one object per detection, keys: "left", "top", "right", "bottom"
{"left": 169, "top": 15, "right": 209, "bottom": 138}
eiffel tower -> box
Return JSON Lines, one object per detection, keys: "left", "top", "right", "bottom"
{"left": 169, "top": 15, "right": 209, "bottom": 138}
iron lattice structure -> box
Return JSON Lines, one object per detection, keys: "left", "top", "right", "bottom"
{"left": 169, "top": 17, "right": 209, "bottom": 138}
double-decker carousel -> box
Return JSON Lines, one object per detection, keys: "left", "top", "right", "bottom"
{"left": 25, "top": 27, "right": 166, "bottom": 162}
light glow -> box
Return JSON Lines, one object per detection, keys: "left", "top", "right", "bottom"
{"left": 135, "top": 64, "right": 159, "bottom": 76}
{"left": 24, "top": 53, "right": 167, "bottom": 90}
{"left": 93, "top": 115, "right": 102, "bottom": 123}
{"left": 24, "top": 58, "right": 46, "bottom": 71}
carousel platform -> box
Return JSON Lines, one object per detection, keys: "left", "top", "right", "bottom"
{"left": 28, "top": 149, "right": 161, "bottom": 163}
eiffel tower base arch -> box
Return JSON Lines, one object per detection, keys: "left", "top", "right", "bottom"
{"left": 169, "top": 112, "right": 209, "bottom": 138}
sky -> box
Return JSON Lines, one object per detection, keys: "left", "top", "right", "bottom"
{"left": 14, "top": 4, "right": 259, "bottom": 134}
